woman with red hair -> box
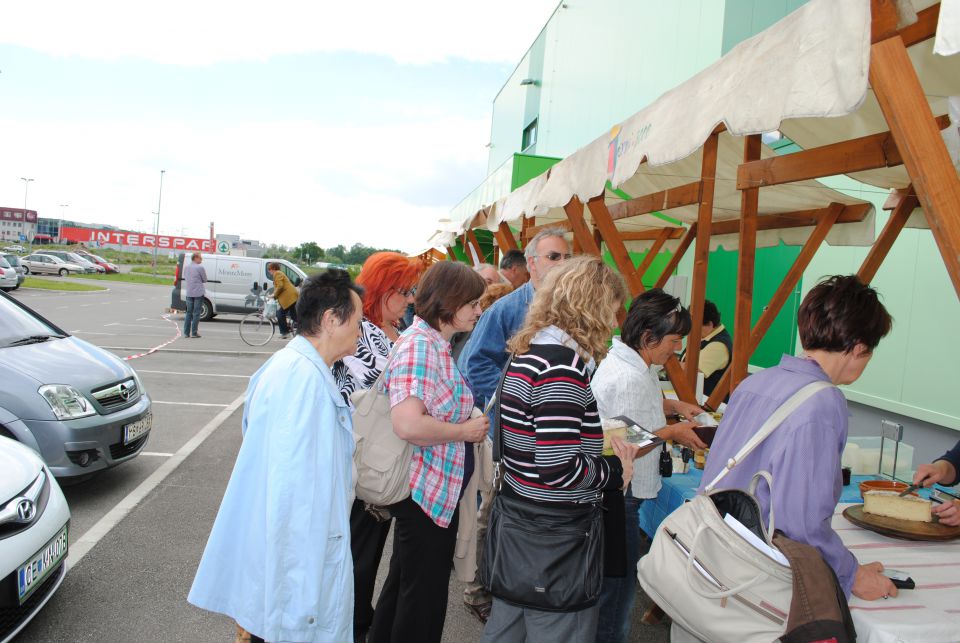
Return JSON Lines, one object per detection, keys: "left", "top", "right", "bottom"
{"left": 332, "top": 251, "right": 423, "bottom": 643}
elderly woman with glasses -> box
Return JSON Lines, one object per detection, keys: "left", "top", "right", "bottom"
{"left": 189, "top": 269, "right": 364, "bottom": 643}
{"left": 331, "top": 251, "right": 424, "bottom": 643}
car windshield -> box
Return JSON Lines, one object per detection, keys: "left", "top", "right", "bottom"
{"left": 0, "top": 295, "right": 64, "bottom": 347}
{"left": 87, "top": 254, "right": 105, "bottom": 262}
{"left": 67, "top": 253, "right": 89, "bottom": 263}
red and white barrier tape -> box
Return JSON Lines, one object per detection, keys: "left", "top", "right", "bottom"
{"left": 123, "top": 313, "right": 182, "bottom": 361}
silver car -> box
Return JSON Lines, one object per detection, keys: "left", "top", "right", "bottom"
{"left": 0, "top": 257, "right": 17, "bottom": 291}
{"left": 20, "top": 254, "right": 83, "bottom": 277}
{"left": 1, "top": 254, "right": 26, "bottom": 289}
{"left": 37, "top": 251, "right": 103, "bottom": 274}
{"left": 0, "top": 291, "right": 153, "bottom": 481}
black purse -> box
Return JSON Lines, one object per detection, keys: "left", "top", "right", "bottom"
{"left": 478, "top": 353, "right": 605, "bottom": 612}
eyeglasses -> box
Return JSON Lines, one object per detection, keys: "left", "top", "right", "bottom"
{"left": 397, "top": 287, "right": 417, "bottom": 297}
{"left": 534, "top": 251, "right": 573, "bottom": 262}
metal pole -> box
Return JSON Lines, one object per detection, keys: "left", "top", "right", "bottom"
{"left": 58, "top": 204, "right": 68, "bottom": 244}
{"left": 153, "top": 170, "right": 165, "bottom": 277}
{"left": 20, "top": 177, "right": 34, "bottom": 247}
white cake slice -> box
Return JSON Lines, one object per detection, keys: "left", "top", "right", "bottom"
{"left": 863, "top": 490, "right": 932, "bottom": 522}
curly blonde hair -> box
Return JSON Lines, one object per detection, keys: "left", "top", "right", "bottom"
{"left": 508, "top": 256, "right": 627, "bottom": 362}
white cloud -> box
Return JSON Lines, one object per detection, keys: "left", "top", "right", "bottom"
{"left": 1, "top": 0, "right": 559, "bottom": 66}
{"left": 0, "top": 113, "right": 491, "bottom": 252}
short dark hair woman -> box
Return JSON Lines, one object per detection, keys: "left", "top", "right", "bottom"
{"left": 591, "top": 289, "right": 709, "bottom": 643}
{"left": 697, "top": 275, "right": 897, "bottom": 618}
{"left": 189, "top": 269, "right": 364, "bottom": 642}
{"left": 369, "top": 260, "right": 491, "bottom": 643}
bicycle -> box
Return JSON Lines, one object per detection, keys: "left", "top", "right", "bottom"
{"left": 239, "top": 298, "right": 276, "bottom": 346}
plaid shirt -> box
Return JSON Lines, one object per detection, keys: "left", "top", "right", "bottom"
{"left": 384, "top": 317, "right": 474, "bottom": 527}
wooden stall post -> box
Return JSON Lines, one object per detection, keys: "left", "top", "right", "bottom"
{"left": 466, "top": 229, "right": 485, "bottom": 265}
{"left": 857, "top": 187, "right": 918, "bottom": 283}
{"left": 587, "top": 196, "right": 644, "bottom": 296}
{"left": 684, "top": 132, "right": 719, "bottom": 394}
{"left": 731, "top": 134, "right": 762, "bottom": 390}
{"left": 520, "top": 216, "right": 536, "bottom": 246}
{"left": 705, "top": 203, "right": 844, "bottom": 409}
{"left": 563, "top": 199, "right": 602, "bottom": 257}
{"left": 870, "top": 36, "right": 960, "bottom": 298}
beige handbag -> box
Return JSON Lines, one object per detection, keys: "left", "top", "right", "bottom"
{"left": 637, "top": 381, "right": 833, "bottom": 643}
{"left": 350, "top": 345, "right": 413, "bottom": 506}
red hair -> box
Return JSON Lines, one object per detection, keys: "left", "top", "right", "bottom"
{"left": 356, "top": 252, "right": 424, "bottom": 328}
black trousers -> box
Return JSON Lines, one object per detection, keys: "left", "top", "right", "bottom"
{"left": 368, "top": 497, "right": 459, "bottom": 643}
{"left": 350, "top": 499, "right": 392, "bottom": 637}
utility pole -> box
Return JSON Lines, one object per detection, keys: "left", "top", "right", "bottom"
{"left": 152, "top": 170, "right": 165, "bottom": 277}
{"left": 20, "top": 177, "right": 34, "bottom": 247}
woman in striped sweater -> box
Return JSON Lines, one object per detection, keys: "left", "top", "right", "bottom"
{"left": 482, "top": 256, "right": 640, "bottom": 643}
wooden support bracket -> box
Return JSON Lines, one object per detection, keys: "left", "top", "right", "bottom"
{"left": 588, "top": 196, "right": 644, "bottom": 295}
{"left": 857, "top": 187, "right": 918, "bottom": 283}
{"left": 654, "top": 224, "right": 697, "bottom": 289}
{"left": 563, "top": 199, "right": 602, "bottom": 257}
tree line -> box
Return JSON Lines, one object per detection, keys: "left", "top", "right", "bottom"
{"left": 261, "top": 242, "right": 400, "bottom": 267}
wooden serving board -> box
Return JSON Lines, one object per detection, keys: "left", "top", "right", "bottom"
{"left": 843, "top": 504, "right": 960, "bottom": 541}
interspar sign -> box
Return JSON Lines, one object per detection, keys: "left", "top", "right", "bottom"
{"left": 61, "top": 226, "right": 215, "bottom": 252}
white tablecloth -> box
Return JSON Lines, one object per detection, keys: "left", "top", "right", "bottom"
{"left": 836, "top": 503, "right": 960, "bottom": 643}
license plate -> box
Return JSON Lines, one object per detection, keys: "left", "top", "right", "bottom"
{"left": 17, "top": 524, "right": 68, "bottom": 604}
{"left": 123, "top": 413, "right": 152, "bottom": 445}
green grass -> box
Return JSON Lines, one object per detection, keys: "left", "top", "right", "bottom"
{"left": 131, "top": 264, "right": 176, "bottom": 276}
{"left": 71, "top": 272, "right": 172, "bottom": 286}
{"left": 21, "top": 277, "right": 107, "bottom": 291}
{"left": 27, "top": 244, "right": 179, "bottom": 266}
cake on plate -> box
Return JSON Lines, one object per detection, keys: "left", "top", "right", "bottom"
{"left": 863, "top": 490, "right": 932, "bottom": 522}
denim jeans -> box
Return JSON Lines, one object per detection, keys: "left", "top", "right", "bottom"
{"left": 183, "top": 296, "right": 203, "bottom": 337}
{"left": 595, "top": 491, "right": 643, "bottom": 643}
{"left": 276, "top": 303, "right": 297, "bottom": 336}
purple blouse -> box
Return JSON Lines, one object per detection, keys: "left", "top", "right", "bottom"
{"left": 699, "top": 355, "right": 858, "bottom": 596}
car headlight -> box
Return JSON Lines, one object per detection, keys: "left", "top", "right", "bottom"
{"left": 38, "top": 385, "right": 96, "bottom": 420}
{"left": 131, "top": 369, "right": 145, "bottom": 397}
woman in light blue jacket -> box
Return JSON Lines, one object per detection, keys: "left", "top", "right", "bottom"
{"left": 189, "top": 269, "right": 364, "bottom": 643}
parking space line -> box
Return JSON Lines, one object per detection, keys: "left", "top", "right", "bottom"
{"left": 67, "top": 393, "right": 245, "bottom": 568}
{"left": 140, "top": 452, "right": 174, "bottom": 457}
{"left": 136, "top": 370, "right": 251, "bottom": 378}
{"left": 152, "top": 401, "right": 230, "bottom": 407}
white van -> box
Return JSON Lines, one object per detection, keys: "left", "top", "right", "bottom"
{"left": 170, "top": 253, "right": 307, "bottom": 320}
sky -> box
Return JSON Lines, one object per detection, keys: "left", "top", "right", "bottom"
{"left": 0, "top": 0, "right": 559, "bottom": 253}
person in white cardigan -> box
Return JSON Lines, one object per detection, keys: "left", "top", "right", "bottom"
{"left": 591, "top": 289, "right": 708, "bottom": 643}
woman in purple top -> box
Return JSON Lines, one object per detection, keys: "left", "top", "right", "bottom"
{"left": 700, "top": 275, "right": 897, "bottom": 601}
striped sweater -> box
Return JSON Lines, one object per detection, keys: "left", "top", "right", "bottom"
{"left": 499, "top": 342, "right": 623, "bottom": 503}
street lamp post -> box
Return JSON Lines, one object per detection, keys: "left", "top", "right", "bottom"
{"left": 152, "top": 170, "right": 165, "bottom": 277}
{"left": 20, "top": 177, "right": 34, "bottom": 247}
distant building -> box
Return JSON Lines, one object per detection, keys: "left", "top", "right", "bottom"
{"left": 1, "top": 208, "right": 39, "bottom": 243}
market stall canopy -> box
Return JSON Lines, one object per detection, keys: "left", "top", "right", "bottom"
{"left": 438, "top": 0, "right": 959, "bottom": 252}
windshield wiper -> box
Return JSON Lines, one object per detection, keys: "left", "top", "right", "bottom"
{"left": 7, "top": 334, "right": 66, "bottom": 346}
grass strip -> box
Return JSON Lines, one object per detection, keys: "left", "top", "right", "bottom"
{"left": 21, "top": 277, "right": 107, "bottom": 291}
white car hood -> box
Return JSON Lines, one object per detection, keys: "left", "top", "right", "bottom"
{"left": 0, "top": 436, "right": 44, "bottom": 501}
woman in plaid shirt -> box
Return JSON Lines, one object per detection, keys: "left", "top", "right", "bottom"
{"left": 369, "top": 261, "right": 490, "bottom": 643}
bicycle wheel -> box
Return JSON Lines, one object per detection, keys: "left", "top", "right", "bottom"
{"left": 239, "top": 313, "right": 274, "bottom": 346}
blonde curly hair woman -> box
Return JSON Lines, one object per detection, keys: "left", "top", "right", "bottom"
{"left": 481, "top": 256, "right": 640, "bottom": 642}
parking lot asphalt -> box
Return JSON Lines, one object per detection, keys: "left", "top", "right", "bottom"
{"left": 9, "top": 279, "right": 670, "bottom": 642}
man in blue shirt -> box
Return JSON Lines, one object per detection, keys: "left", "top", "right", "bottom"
{"left": 457, "top": 226, "right": 570, "bottom": 621}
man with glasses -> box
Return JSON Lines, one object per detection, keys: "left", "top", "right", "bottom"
{"left": 456, "top": 227, "right": 571, "bottom": 623}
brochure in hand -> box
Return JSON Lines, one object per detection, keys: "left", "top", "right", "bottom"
{"left": 609, "top": 415, "right": 666, "bottom": 449}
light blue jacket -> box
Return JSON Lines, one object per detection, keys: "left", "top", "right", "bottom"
{"left": 188, "top": 336, "right": 354, "bottom": 642}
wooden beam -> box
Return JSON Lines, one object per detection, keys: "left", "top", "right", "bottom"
{"left": 466, "top": 229, "right": 484, "bottom": 264}
{"left": 857, "top": 188, "right": 918, "bottom": 283}
{"left": 871, "top": 36, "right": 960, "bottom": 299}
{"left": 619, "top": 228, "right": 685, "bottom": 241}
{"left": 563, "top": 199, "right": 602, "bottom": 257}
{"left": 707, "top": 203, "right": 844, "bottom": 408}
{"left": 523, "top": 219, "right": 572, "bottom": 243}
{"left": 607, "top": 181, "right": 701, "bottom": 222}
{"left": 708, "top": 203, "right": 873, "bottom": 235}
{"left": 654, "top": 224, "right": 697, "bottom": 289}
{"left": 495, "top": 221, "right": 519, "bottom": 252}
{"left": 663, "top": 357, "right": 699, "bottom": 406}
{"left": 520, "top": 216, "right": 536, "bottom": 246}
{"left": 634, "top": 228, "right": 674, "bottom": 281}
{"left": 870, "top": 0, "right": 901, "bottom": 43}
{"left": 737, "top": 115, "right": 950, "bottom": 190}
{"left": 685, "top": 133, "right": 719, "bottom": 394}
{"left": 897, "top": 3, "right": 940, "bottom": 47}
{"left": 731, "top": 134, "right": 761, "bottom": 390}
{"left": 446, "top": 247, "right": 457, "bottom": 262}
{"left": 588, "top": 196, "right": 644, "bottom": 295}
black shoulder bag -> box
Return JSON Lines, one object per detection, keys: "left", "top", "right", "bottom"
{"left": 478, "top": 353, "right": 605, "bottom": 612}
